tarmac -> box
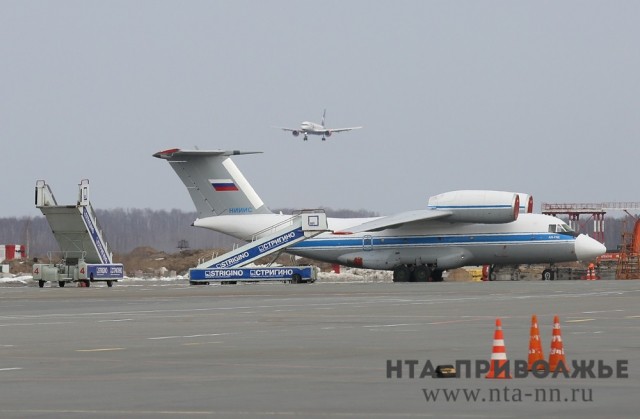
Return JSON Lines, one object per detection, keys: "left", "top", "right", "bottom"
{"left": 1, "top": 279, "right": 639, "bottom": 418}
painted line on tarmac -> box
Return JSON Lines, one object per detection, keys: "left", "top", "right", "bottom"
{"left": 0, "top": 321, "right": 75, "bottom": 327}
{"left": 98, "top": 318, "right": 133, "bottom": 322}
{"left": 182, "top": 341, "right": 223, "bottom": 346}
{"left": 582, "top": 309, "right": 624, "bottom": 314}
{"left": 363, "top": 323, "right": 420, "bottom": 328}
{"left": 566, "top": 318, "right": 595, "bottom": 323}
{"left": 0, "top": 367, "right": 22, "bottom": 372}
{"left": 75, "top": 348, "right": 125, "bottom": 352}
{"left": 149, "top": 333, "right": 228, "bottom": 340}
{"left": 427, "top": 318, "right": 485, "bottom": 325}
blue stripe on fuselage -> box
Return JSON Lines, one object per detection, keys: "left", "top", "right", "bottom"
{"left": 290, "top": 233, "right": 574, "bottom": 250}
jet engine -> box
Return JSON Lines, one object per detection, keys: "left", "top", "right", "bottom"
{"left": 325, "top": 131, "right": 332, "bottom": 137}
{"left": 517, "top": 193, "right": 534, "bottom": 213}
{"left": 292, "top": 131, "right": 299, "bottom": 137}
{"left": 428, "top": 190, "right": 521, "bottom": 224}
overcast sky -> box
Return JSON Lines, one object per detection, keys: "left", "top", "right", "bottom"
{"left": 2, "top": 1, "right": 639, "bottom": 218}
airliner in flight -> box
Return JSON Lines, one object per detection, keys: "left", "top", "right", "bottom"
{"left": 275, "top": 109, "right": 362, "bottom": 141}
{"left": 153, "top": 148, "right": 606, "bottom": 282}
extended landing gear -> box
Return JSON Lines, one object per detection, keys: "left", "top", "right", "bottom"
{"left": 392, "top": 266, "right": 412, "bottom": 282}
{"left": 392, "top": 264, "right": 444, "bottom": 283}
{"left": 303, "top": 135, "right": 308, "bottom": 141}
{"left": 413, "top": 265, "right": 431, "bottom": 282}
{"left": 431, "top": 270, "right": 444, "bottom": 282}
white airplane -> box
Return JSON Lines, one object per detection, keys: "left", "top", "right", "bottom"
{"left": 275, "top": 109, "right": 362, "bottom": 141}
{"left": 153, "top": 148, "right": 606, "bottom": 282}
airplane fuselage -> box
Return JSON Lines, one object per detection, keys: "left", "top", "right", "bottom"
{"left": 299, "top": 121, "right": 327, "bottom": 135}
{"left": 193, "top": 213, "right": 592, "bottom": 271}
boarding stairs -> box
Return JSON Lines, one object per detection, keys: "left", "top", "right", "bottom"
{"left": 35, "top": 179, "right": 114, "bottom": 264}
{"left": 195, "top": 210, "right": 328, "bottom": 269}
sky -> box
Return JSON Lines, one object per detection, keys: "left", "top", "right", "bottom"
{"left": 2, "top": 1, "right": 639, "bottom": 218}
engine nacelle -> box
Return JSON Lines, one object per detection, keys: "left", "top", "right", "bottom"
{"left": 517, "top": 193, "right": 534, "bottom": 213}
{"left": 325, "top": 131, "right": 332, "bottom": 137}
{"left": 292, "top": 131, "right": 300, "bottom": 137}
{"left": 427, "top": 190, "right": 520, "bottom": 224}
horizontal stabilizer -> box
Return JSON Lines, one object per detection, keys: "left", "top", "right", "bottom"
{"left": 153, "top": 149, "right": 262, "bottom": 159}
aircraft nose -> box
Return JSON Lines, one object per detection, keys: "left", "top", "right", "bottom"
{"left": 574, "top": 234, "right": 606, "bottom": 261}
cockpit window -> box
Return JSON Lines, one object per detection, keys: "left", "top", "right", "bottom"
{"left": 549, "top": 223, "right": 576, "bottom": 234}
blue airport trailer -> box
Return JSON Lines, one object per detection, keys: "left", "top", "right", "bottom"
{"left": 189, "top": 266, "right": 318, "bottom": 285}
{"left": 79, "top": 262, "right": 124, "bottom": 284}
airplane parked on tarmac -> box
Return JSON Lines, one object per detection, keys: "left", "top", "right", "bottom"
{"left": 274, "top": 109, "right": 362, "bottom": 141}
{"left": 153, "top": 148, "right": 606, "bottom": 282}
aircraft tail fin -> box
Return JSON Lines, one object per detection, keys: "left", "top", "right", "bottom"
{"left": 321, "top": 109, "right": 326, "bottom": 127}
{"left": 153, "top": 148, "right": 272, "bottom": 218}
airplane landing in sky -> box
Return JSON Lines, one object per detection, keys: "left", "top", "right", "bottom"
{"left": 275, "top": 109, "right": 362, "bottom": 141}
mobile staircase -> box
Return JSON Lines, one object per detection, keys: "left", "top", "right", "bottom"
{"left": 32, "top": 179, "right": 124, "bottom": 288}
{"left": 189, "top": 210, "right": 329, "bottom": 284}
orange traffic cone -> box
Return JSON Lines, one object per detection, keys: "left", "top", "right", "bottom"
{"left": 549, "top": 315, "right": 569, "bottom": 373}
{"left": 486, "top": 318, "right": 511, "bottom": 379}
{"left": 528, "top": 315, "right": 545, "bottom": 370}
{"left": 584, "top": 263, "right": 597, "bottom": 280}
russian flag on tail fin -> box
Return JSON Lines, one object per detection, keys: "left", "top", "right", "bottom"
{"left": 210, "top": 179, "right": 239, "bottom": 191}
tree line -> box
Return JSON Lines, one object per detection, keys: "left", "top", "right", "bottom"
{"left": 0, "top": 207, "right": 380, "bottom": 257}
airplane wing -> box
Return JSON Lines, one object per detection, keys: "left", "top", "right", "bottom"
{"left": 337, "top": 190, "right": 524, "bottom": 233}
{"left": 327, "top": 126, "right": 363, "bottom": 133}
{"left": 336, "top": 209, "right": 452, "bottom": 234}
{"left": 273, "top": 127, "right": 300, "bottom": 132}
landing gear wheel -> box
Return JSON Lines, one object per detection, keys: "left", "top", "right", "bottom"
{"left": 106, "top": 280, "right": 113, "bottom": 287}
{"left": 38, "top": 280, "right": 45, "bottom": 288}
{"left": 291, "top": 274, "right": 302, "bottom": 284}
{"left": 431, "top": 270, "right": 444, "bottom": 282}
{"left": 542, "top": 269, "right": 555, "bottom": 281}
{"left": 393, "top": 265, "right": 411, "bottom": 282}
{"left": 58, "top": 281, "right": 65, "bottom": 287}
{"left": 489, "top": 265, "right": 496, "bottom": 281}
{"left": 413, "top": 265, "right": 431, "bottom": 282}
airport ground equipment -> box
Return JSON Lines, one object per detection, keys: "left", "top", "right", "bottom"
{"left": 542, "top": 201, "right": 640, "bottom": 244}
{"left": 188, "top": 210, "right": 328, "bottom": 284}
{"left": 32, "top": 179, "right": 124, "bottom": 288}
{"left": 616, "top": 219, "right": 640, "bottom": 279}
{"left": 189, "top": 266, "right": 319, "bottom": 284}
